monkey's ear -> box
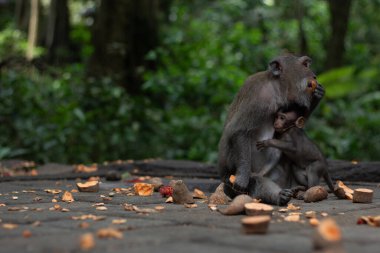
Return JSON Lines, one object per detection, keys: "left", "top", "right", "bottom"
{"left": 269, "top": 60, "right": 282, "bottom": 77}
{"left": 295, "top": 116, "right": 306, "bottom": 128}
{"left": 299, "top": 56, "right": 312, "bottom": 68}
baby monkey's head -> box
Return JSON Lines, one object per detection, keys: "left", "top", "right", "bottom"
{"left": 274, "top": 103, "right": 307, "bottom": 133}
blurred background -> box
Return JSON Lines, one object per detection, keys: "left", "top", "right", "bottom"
{"left": 0, "top": 0, "right": 379, "bottom": 164}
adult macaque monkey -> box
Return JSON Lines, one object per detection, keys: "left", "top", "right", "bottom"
{"left": 256, "top": 104, "right": 335, "bottom": 195}
{"left": 218, "top": 54, "right": 324, "bottom": 197}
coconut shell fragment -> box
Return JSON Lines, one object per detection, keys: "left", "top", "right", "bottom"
{"left": 303, "top": 186, "right": 328, "bottom": 203}
{"left": 209, "top": 183, "right": 230, "bottom": 205}
{"left": 219, "top": 194, "right": 253, "bottom": 215}
{"left": 62, "top": 191, "right": 74, "bottom": 203}
{"left": 352, "top": 188, "right": 373, "bottom": 203}
{"left": 313, "top": 218, "right": 344, "bottom": 253}
{"left": 357, "top": 215, "right": 380, "bottom": 227}
{"left": 336, "top": 180, "right": 354, "bottom": 200}
{"left": 170, "top": 180, "right": 194, "bottom": 204}
{"left": 76, "top": 181, "right": 99, "bottom": 192}
{"left": 245, "top": 202, "right": 274, "bottom": 216}
{"left": 241, "top": 215, "right": 271, "bottom": 234}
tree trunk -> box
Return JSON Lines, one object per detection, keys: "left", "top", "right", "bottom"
{"left": 45, "top": 0, "right": 71, "bottom": 64}
{"left": 295, "top": 0, "right": 308, "bottom": 55}
{"left": 88, "top": 0, "right": 161, "bottom": 94}
{"left": 26, "top": 0, "right": 38, "bottom": 61}
{"left": 325, "top": 0, "right": 352, "bottom": 70}
{"left": 15, "top": 0, "right": 30, "bottom": 32}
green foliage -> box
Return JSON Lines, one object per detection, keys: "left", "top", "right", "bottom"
{"left": 0, "top": 65, "right": 155, "bottom": 163}
{"left": 307, "top": 64, "right": 380, "bottom": 160}
{"left": 1, "top": 0, "right": 379, "bottom": 163}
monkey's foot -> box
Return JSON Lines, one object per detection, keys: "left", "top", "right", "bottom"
{"left": 223, "top": 181, "right": 248, "bottom": 199}
{"left": 231, "top": 175, "right": 250, "bottom": 194}
{"left": 277, "top": 189, "right": 293, "bottom": 206}
{"left": 295, "top": 191, "right": 305, "bottom": 200}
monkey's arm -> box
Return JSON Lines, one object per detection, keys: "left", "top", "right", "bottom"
{"left": 307, "top": 84, "right": 324, "bottom": 117}
{"left": 256, "top": 139, "right": 296, "bottom": 153}
{"left": 227, "top": 133, "right": 252, "bottom": 193}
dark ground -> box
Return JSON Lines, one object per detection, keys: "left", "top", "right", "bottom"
{"left": 0, "top": 160, "right": 379, "bottom": 253}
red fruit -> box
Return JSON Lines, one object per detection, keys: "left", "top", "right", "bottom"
{"left": 159, "top": 186, "right": 173, "bottom": 197}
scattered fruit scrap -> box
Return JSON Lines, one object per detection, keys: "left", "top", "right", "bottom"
{"left": 44, "top": 189, "right": 62, "bottom": 194}
{"left": 80, "top": 233, "right": 95, "bottom": 250}
{"left": 184, "top": 203, "right": 198, "bottom": 208}
{"left": 165, "top": 196, "right": 173, "bottom": 203}
{"left": 97, "top": 228, "right": 123, "bottom": 239}
{"left": 309, "top": 218, "right": 320, "bottom": 227}
{"left": 154, "top": 205, "right": 165, "bottom": 212}
{"left": 352, "top": 188, "right": 373, "bottom": 203}
{"left": 2, "top": 223, "right": 18, "bottom": 230}
{"left": 96, "top": 206, "right": 108, "bottom": 211}
{"left": 313, "top": 218, "right": 344, "bottom": 253}
{"left": 219, "top": 194, "right": 253, "bottom": 215}
{"left": 74, "top": 164, "right": 98, "bottom": 173}
{"left": 72, "top": 214, "right": 106, "bottom": 221}
{"left": 241, "top": 215, "right": 271, "bottom": 234}
{"left": 287, "top": 203, "right": 301, "bottom": 211}
{"left": 305, "top": 211, "right": 317, "bottom": 219}
{"left": 284, "top": 213, "right": 301, "bottom": 222}
{"left": 22, "top": 230, "right": 32, "bottom": 238}
{"left": 76, "top": 181, "right": 99, "bottom": 192}
{"left": 124, "top": 203, "right": 157, "bottom": 214}
{"left": 357, "top": 216, "right": 380, "bottom": 227}
{"left": 245, "top": 202, "right": 274, "bottom": 216}
{"left": 61, "top": 191, "right": 74, "bottom": 203}
{"left": 133, "top": 183, "right": 154, "bottom": 196}
{"left": 303, "top": 186, "right": 328, "bottom": 203}
{"left": 112, "top": 219, "right": 127, "bottom": 224}
{"left": 335, "top": 180, "right": 354, "bottom": 200}
{"left": 208, "top": 204, "right": 218, "bottom": 211}
{"left": 193, "top": 188, "right": 207, "bottom": 199}
{"left": 159, "top": 186, "right": 173, "bottom": 198}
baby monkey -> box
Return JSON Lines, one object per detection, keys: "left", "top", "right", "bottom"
{"left": 256, "top": 104, "right": 335, "bottom": 195}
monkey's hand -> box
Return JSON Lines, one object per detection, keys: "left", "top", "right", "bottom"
{"left": 256, "top": 140, "right": 269, "bottom": 151}
{"left": 312, "top": 83, "right": 325, "bottom": 100}
{"left": 277, "top": 189, "right": 293, "bottom": 206}
{"left": 230, "top": 173, "right": 250, "bottom": 194}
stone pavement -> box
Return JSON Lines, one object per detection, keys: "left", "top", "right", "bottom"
{"left": 0, "top": 160, "right": 379, "bottom": 253}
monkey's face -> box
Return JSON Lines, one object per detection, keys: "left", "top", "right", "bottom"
{"left": 269, "top": 55, "right": 319, "bottom": 108}
{"left": 274, "top": 111, "right": 298, "bottom": 132}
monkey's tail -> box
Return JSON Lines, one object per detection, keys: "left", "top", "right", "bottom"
{"left": 324, "top": 172, "right": 336, "bottom": 194}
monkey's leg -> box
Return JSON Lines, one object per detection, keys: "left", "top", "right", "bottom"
{"left": 306, "top": 161, "right": 324, "bottom": 188}
{"left": 249, "top": 176, "right": 293, "bottom": 206}
{"left": 292, "top": 167, "right": 308, "bottom": 187}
